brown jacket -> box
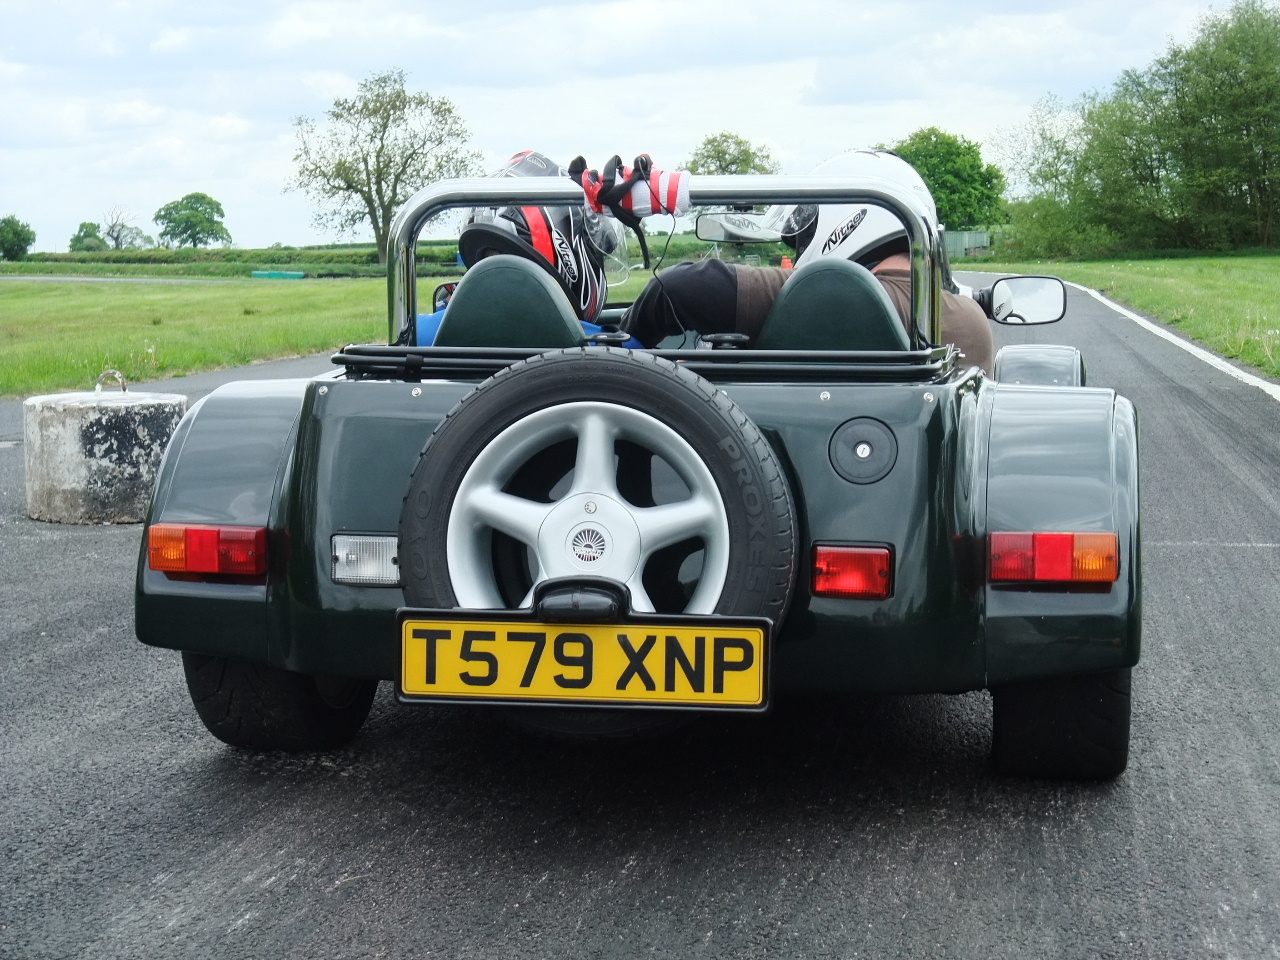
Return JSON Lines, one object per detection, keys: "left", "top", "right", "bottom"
{"left": 872, "top": 267, "right": 994, "bottom": 375}
{"left": 731, "top": 265, "right": 792, "bottom": 339}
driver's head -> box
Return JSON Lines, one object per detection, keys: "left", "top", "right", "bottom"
{"left": 770, "top": 150, "right": 936, "bottom": 269}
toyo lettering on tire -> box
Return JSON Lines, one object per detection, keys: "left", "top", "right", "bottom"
{"left": 398, "top": 347, "right": 797, "bottom": 737}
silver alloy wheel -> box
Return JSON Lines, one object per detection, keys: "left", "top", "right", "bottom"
{"left": 446, "top": 401, "right": 730, "bottom": 613}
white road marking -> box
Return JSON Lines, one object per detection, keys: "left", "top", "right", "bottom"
{"left": 0, "top": 440, "right": 20, "bottom": 449}
{"left": 1072, "top": 282, "right": 1280, "bottom": 404}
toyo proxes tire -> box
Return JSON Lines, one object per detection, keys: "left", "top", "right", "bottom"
{"left": 991, "top": 668, "right": 1132, "bottom": 780}
{"left": 398, "top": 347, "right": 797, "bottom": 737}
{"left": 182, "top": 652, "right": 378, "bottom": 751}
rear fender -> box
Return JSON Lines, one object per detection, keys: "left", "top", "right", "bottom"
{"left": 994, "top": 344, "right": 1085, "bottom": 386}
{"left": 134, "top": 380, "right": 310, "bottom": 660}
{"left": 982, "top": 384, "right": 1140, "bottom": 685}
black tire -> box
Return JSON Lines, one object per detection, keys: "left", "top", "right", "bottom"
{"left": 991, "top": 668, "right": 1131, "bottom": 779}
{"left": 182, "top": 652, "right": 378, "bottom": 751}
{"left": 398, "top": 347, "right": 797, "bottom": 737}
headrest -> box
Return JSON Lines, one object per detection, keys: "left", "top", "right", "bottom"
{"left": 754, "top": 258, "right": 910, "bottom": 351}
{"left": 432, "top": 255, "right": 585, "bottom": 349}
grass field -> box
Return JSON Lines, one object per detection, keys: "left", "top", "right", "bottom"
{"left": 0, "top": 279, "right": 392, "bottom": 397}
{"left": 965, "top": 256, "right": 1280, "bottom": 379}
{"left": 0, "top": 260, "right": 457, "bottom": 280}
{"left": 4, "top": 256, "right": 1277, "bottom": 398}
{"left": 0, "top": 261, "right": 389, "bottom": 279}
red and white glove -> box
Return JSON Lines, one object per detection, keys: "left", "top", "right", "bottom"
{"left": 570, "top": 155, "right": 691, "bottom": 220}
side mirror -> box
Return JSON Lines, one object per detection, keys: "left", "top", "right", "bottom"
{"left": 694, "top": 212, "right": 782, "bottom": 243}
{"left": 975, "top": 276, "right": 1066, "bottom": 324}
{"left": 432, "top": 281, "right": 457, "bottom": 312}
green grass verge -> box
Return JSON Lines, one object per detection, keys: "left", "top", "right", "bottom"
{"left": 0, "top": 260, "right": 454, "bottom": 279}
{"left": 1, "top": 279, "right": 391, "bottom": 397}
{"left": 966, "top": 256, "right": 1280, "bottom": 380}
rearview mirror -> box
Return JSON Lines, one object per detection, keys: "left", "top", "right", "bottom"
{"left": 975, "top": 276, "right": 1066, "bottom": 325}
{"left": 694, "top": 212, "right": 783, "bottom": 243}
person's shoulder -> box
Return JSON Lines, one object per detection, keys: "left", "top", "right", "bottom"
{"left": 943, "top": 289, "right": 986, "bottom": 319}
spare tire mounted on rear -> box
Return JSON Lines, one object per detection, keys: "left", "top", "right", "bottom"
{"left": 399, "top": 346, "right": 797, "bottom": 642}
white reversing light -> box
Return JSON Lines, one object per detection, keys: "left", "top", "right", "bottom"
{"left": 331, "top": 535, "right": 400, "bottom": 586}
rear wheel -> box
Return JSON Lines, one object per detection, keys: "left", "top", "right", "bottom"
{"left": 991, "top": 668, "right": 1131, "bottom": 779}
{"left": 182, "top": 652, "right": 377, "bottom": 751}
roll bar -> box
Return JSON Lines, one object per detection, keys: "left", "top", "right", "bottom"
{"left": 386, "top": 175, "right": 944, "bottom": 348}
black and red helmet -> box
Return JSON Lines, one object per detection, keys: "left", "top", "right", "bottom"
{"left": 459, "top": 151, "right": 624, "bottom": 326}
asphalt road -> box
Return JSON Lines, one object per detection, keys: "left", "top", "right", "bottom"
{"left": 3, "top": 283, "right": 1280, "bottom": 958}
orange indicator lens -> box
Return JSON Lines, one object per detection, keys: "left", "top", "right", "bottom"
{"left": 147, "top": 524, "right": 188, "bottom": 572}
{"left": 1072, "top": 533, "right": 1121, "bottom": 581}
{"left": 812, "top": 545, "right": 893, "bottom": 599}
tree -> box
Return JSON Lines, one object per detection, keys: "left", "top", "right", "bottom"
{"left": 683, "top": 132, "right": 780, "bottom": 175}
{"left": 0, "top": 215, "right": 36, "bottom": 261}
{"left": 888, "top": 127, "right": 1006, "bottom": 228}
{"left": 153, "top": 193, "right": 232, "bottom": 248}
{"left": 1000, "top": 95, "right": 1130, "bottom": 257}
{"left": 291, "top": 69, "right": 480, "bottom": 264}
{"left": 69, "top": 221, "right": 108, "bottom": 252}
{"left": 102, "top": 206, "right": 134, "bottom": 250}
{"left": 118, "top": 225, "right": 155, "bottom": 249}
{"left": 1007, "top": 0, "right": 1280, "bottom": 255}
{"left": 1152, "top": 0, "right": 1280, "bottom": 247}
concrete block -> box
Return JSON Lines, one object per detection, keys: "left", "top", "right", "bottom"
{"left": 24, "top": 389, "right": 187, "bottom": 523}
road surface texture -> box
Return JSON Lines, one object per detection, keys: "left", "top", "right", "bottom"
{"left": 2, "top": 282, "right": 1278, "bottom": 958}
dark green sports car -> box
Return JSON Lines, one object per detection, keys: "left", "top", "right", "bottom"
{"left": 135, "top": 173, "right": 1139, "bottom": 779}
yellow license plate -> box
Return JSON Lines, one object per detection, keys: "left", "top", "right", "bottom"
{"left": 399, "top": 613, "right": 768, "bottom": 710}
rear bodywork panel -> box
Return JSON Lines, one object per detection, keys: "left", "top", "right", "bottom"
{"left": 137, "top": 362, "right": 1140, "bottom": 694}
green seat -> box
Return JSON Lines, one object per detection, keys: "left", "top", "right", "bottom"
{"left": 754, "top": 258, "right": 911, "bottom": 351}
{"left": 432, "top": 255, "right": 585, "bottom": 349}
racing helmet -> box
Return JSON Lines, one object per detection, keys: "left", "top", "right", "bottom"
{"left": 764, "top": 150, "right": 938, "bottom": 269}
{"left": 458, "top": 151, "right": 627, "bottom": 325}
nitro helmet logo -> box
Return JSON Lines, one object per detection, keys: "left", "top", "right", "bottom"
{"left": 821, "top": 209, "right": 867, "bottom": 255}
{"left": 572, "top": 528, "right": 607, "bottom": 562}
{"left": 549, "top": 226, "right": 578, "bottom": 282}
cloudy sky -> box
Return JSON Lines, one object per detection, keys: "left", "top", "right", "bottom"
{"left": 1, "top": 0, "right": 1223, "bottom": 251}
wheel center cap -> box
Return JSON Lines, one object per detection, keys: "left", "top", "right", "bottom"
{"left": 570, "top": 526, "right": 608, "bottom": 562}
{"left": 538, "top": 493, "right": 641, "bottom": 580}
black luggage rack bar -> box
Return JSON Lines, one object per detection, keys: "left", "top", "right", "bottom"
{"left": 332, "top": 344, "right": 952, "bottom": 384}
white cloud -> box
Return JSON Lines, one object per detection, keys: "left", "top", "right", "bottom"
{"left": 296, "top": 70, "right": 358, "bottom": 103}
{"left": 75, "top": 26, "right": 124, "bottom": 57}
{"left": 149, "top": 27, "right": 192, "bottom": 53}
{"left": 207, "top": 113, "right": 253, "bottom": 139}
{"left": 101, "top": 98, "right": 167, "bottom": 128}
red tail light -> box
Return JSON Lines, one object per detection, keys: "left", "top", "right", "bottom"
{"left": 812, "top": 545, "right": 893, "bottom": 599}
{"left": 989, "top": 532, "right": 1119, "bottom": 583}
{"left": 148, "top": 524, "right": 267, "bottom": 576}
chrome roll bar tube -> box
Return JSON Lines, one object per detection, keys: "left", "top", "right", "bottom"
{"left": 386, "top": 175, "right": 943, "bottom": 348}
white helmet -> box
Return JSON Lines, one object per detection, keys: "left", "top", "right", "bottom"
{"left": 764, "top": 150, "right": 938, "bottom": 269}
